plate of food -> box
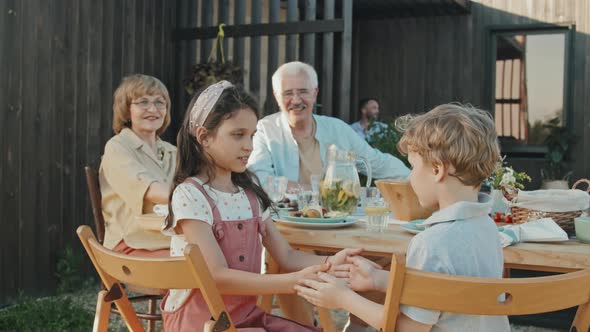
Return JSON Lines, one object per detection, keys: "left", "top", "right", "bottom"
{"left": 275, "top": 207, "right": 356, "bottom": 227}
{"left": 400, "top": 219, "right": 426, "bottom": 234}
{"left": 276, "top": 216, "right": 359, "bottom": 229}
{"left": 288, "top": 207, "right": 349, "bottom": 221}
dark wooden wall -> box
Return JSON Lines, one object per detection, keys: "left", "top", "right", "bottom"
{"left": 0, "top": 0, "right": 178, "bottom": 306}
{"left": 171, "top": 0, "right": 354, "bottom": 124}
{"left": 352, "top": 0, "right": 590, "bottom": 189}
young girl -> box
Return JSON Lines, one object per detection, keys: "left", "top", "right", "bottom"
{"left": 161, "top": 81, "right": 361, "bottom": 331}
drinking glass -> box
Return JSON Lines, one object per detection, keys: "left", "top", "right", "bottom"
{"left": 265, "top": 176, "right": 288, "bottom": 203}
{"left": 364, "top": 187, "right": 389, "bottom": 232}
{"left": 297, "top": 190, "right": 319, "bottom": 211}
{"left": 310, "top": 174, "right": 322, "bottom": 194}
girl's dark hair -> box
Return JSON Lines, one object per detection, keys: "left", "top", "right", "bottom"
{"left": 164, "top": 85, "right": 273, "bottom": 229}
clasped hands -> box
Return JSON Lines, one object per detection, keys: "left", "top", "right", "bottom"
{"left": 295, "top": 248, "right": 383, "bottom": 310}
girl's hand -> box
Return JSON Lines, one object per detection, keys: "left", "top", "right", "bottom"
{"left": 290, "top": 263, "right": 330, "bottom": 291}
{"left": 346, "top": 256, "right": 382, "bottom": 292}
{"left": 295, "top": 272, "right": 353, "bottom": 309}
{"left": 327, "top": 248, "right": 363, "bottom": 267}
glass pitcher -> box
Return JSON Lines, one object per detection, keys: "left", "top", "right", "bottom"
{"left": 320, "top": 145, "right": 372, "bottom": 214}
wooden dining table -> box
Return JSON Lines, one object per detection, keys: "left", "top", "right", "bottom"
{"left": 274, "top": 217, "right": 590, "bottom": 273}
{"left": 137, "top": 213, "right": 590, "bottom": 273}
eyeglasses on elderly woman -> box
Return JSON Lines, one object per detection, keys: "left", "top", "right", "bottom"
{"left": 132, "top": 99, "right": 167, "bottom": 111}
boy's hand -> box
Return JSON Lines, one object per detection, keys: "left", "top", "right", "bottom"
{"left": 346, "top": 256, "right": 382, "bottom": 292}
{"left": 326, "top": 248, "right": 363, "bottom": 268}
{"left": 295, "top": 272, "right": 353, "bottom": 309}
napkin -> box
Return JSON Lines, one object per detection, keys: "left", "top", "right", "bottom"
{"left": 511, "top": 189, "right": 589, "bottom": 212}
{"left": 498, "top": 218, "right": 569, "bottom": 247}
{"left": 153, "top": 204, "right": 169, "bottom": 217}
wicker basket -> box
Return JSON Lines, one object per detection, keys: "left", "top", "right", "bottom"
{"left": 502, "top": 179, "right": 590, "bottom": 236}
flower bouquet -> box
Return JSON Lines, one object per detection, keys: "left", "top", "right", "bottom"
{"left": 487, "top": 158, "right": 531, "bottom": 214}
{"left": 489, "top": 159, "right": 531, "bottom": 191}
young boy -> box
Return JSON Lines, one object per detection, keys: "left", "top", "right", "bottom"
{"left": 295, "top": 104, "right": 510, "bottom": 332}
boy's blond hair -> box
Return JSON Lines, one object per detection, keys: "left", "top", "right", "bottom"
{"left": 112, "top": 74, "right": 171, "bottom": 135}
{"left": 398, "top": 103, "right": 500, "bottom": 187}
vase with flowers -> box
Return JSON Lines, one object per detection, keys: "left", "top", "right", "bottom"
{"left": 487, "top": 158, "right": 532, "bottom": 213}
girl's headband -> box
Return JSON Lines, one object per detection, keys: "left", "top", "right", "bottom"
{"left": 189, "top": 80, "right": 234, "bottom": 131}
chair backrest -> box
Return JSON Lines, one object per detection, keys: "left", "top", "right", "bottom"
{"left": 84, "top": 166, "right": 106, "bottom": 243}
{"left": 381, "top": 254, "right": 590, "bottom": 332}
{"left": 77, "top": 225, "right": 236, "bottom": 332}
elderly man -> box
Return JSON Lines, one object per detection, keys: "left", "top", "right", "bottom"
{"left": 248, "top": 61, "right": 409, "bottom": 189}
{"left": 248, "top": 61, "right": 409, "bottom": 331}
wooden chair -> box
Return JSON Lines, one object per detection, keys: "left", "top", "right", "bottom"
{"left": 380, "top": 254, "right": 590, "bottom": 332}
{"left": 83, "top": 166, "right": 163, "bottom": 331}
{"left": 78, "top": 225, "right": 236, "bottom": 332}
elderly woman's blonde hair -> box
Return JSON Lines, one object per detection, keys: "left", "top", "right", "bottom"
{"left": 112, "top": 74, "right": 171, "bottom": 135}
{"left": 398, "top": 103, "right": 501, "bottom": 187}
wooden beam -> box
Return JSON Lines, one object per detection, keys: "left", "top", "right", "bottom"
{"left": 286, "top": 0, "right": 298, "bottom": 62}
{"left": 264, "top": 0, "right": 281, "bottom": 116}
{"left": 172, "top": 19, "right": 344, "bottom": 41}
{"left": 303, "top": 0, "right": 316, "bottom": 66}
{"left": 233, "top": 0, "right": 246, "bottom": 73}
{"left": 200, "top": 0, "right": 213, "bottom": 61}
{"left": 320, "top": 0, "right": 335, "bottom": 116}
{"left": 338, "top": 0, "right": 353, "bottom": 122}
{"left": 250, "top": 0, "right": 262, "bottom": 97}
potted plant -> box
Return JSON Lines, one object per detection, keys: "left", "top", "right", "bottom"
{"left": 487, "top": 158, "right": 531, "bottom": 213}
{"left": 365, "top": 119, "right": 408, "bottom": 166}
{"left": 357, "top": 119, "right": 409, "bottom": 187}
{"left": 183, "top": 24, "right": 244, "bottom": 96}
{"left": 541, "top": 117, "right": 577, "bottom": 189}
{"left": 184, "top": 61, "right": 243, "bottom": 95}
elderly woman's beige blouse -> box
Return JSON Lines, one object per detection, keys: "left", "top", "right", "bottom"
{"left": 99, "top": 128, "right": 176, "bottom": 250}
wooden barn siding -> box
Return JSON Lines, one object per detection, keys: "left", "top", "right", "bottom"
{"left": 0, "top": 0, "right": 178, "bottom": 306}
{"left": 352, "top": 0, "right": 589, "bottom": 189}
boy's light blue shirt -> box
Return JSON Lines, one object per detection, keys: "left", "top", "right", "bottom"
{"left": 401, "top": 194, "right": 510, "bottom": 332}
{"left": 248, "top": 112, "right": 409, "bottom": 186}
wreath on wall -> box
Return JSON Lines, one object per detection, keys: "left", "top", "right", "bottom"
{"left": 184, "top": 24, "right": 244, "bottom": 95}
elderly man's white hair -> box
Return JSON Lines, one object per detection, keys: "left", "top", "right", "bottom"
{"left": 271, "top": 61, "right": 318, "bottom": 95}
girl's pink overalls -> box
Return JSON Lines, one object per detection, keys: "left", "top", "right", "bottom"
{"left": 161, "top": 179, "right": 322, "bottom": 332}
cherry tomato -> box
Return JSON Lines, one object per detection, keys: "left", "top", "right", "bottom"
{"left": 505, "top": 215, "right": 513, "bottom": 224}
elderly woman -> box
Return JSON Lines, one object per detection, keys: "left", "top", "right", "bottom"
{"left": 99, "top": 74, "right": 176, "bottom": 257}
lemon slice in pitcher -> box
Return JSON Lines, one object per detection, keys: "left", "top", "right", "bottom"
{"left": 364, "top": 207, "right": 390, "bottom": 215}
{"left": 341, "top": 180, "right": 358, "bottom": 198}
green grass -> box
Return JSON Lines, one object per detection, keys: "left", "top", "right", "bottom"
{"left": 0, "top": 285, "right": 563, "bottom": 332}
{"left": 0, "top": 294, "right": 93, "bottom": 332}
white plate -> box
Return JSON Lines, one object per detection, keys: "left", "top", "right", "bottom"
{"left": 275, "top": 216, "right": 360, "bottom": 229}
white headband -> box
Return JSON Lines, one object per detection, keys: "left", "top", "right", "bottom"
{"left": 189, "top": 80, "right": 233, "bottom": 131}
